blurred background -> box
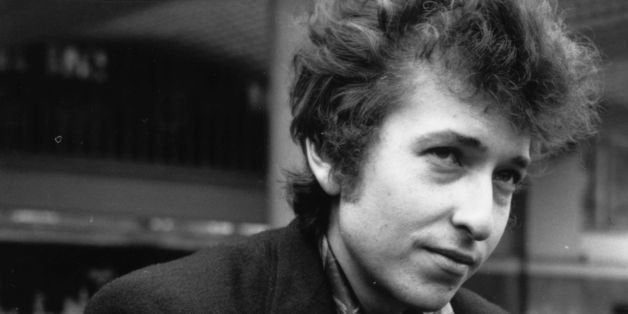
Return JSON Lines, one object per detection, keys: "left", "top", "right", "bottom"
{"left": 0, "top": 0, "right": 625, "bottom": 313}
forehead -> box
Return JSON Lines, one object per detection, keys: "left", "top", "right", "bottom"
{"left": 378, "top": 68, "right": 531, "bottom": 158}
{"left": 389, "top": 66, "right": 506, "bottom": 127}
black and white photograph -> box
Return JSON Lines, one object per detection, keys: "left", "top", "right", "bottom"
{"left": 0, "top": 0, "right": 626, "bottom": 313}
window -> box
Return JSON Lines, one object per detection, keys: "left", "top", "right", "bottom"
{"left": 585, "top": 103, "right": 628, "bottom": 231}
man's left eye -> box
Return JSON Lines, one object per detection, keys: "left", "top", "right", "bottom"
{"left": 493, "top": 170, "right": 522, "bottom": 185}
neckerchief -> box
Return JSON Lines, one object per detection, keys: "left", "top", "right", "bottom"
{"left": 319, "top": 235, "right": 454, "bottom": 314}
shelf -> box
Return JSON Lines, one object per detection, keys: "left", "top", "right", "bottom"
{"left": 481, "top": 256, "right": 628, "bottom": 280}
{"left": 0, "top": 208, "right": 268, "bottom": 250}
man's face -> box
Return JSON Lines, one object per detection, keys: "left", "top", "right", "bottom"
{"left": 326, "top": 74, "right": 531, "bottom": 312}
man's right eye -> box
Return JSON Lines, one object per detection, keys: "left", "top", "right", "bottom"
{"left": 425, "top": 147, "right": 463, "bottom": 167}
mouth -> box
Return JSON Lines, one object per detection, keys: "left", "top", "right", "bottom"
{"left": 424, "top": 246, "right": 479, "bottom": 276}
{"left": 428, "top": 247, "right": 477, "bottom": 265}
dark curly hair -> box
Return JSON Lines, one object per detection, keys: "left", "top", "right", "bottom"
{"left": 287, "top": 0, "right": 602, "bottom": 236}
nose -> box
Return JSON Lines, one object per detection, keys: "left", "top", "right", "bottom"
{"left": 450, "top": 175, "right": 494, "bottom": 241}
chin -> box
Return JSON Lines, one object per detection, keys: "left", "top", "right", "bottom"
{"left": 411, "top": 295, "right": 454, "bottom": 312}
{"left": 395, "top": 283, "right": 460, "bottom": 312}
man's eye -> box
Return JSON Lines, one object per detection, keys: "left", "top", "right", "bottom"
{"left": 493, "top": 170, "right": 522, "bottom": 186}
{"left": 426, "top": 147, "right": 462, "bottom": 167}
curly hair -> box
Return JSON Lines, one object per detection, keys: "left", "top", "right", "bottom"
{"left": 287, "top": 0, "right": 602, "bottom": 235}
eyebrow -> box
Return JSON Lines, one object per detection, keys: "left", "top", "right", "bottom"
{"left": 414, "top": 130, "right": 531, "bottom": 168}
{"left": 511, "top": 155, "right": 530, "bottom": 169}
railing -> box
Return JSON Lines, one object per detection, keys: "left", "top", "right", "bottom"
{"left": 0, "top": 43, "right": 267, "bottom": 173}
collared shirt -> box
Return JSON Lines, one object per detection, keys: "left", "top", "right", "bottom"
{"left": 319, "top": 235, "right": 454, "bottom": 314}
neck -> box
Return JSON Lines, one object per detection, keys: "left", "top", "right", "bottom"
{"left": 326, "top": 211, "right": 412, "bottom": 314}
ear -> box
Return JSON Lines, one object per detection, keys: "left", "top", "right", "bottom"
{"left": 305, "top": 139, "right": 340, "bottom": 196}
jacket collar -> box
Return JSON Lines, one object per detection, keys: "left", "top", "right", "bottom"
{"left": 268, "top": 220, "right": 336, "bottom": 313}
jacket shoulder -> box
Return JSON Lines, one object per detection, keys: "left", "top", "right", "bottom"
{"left": 86, "top": 228, "right": 286, "bottom": 313}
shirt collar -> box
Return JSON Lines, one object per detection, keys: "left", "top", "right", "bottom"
{"left": 319, "top": 234, "right": 454, "bottom": 314}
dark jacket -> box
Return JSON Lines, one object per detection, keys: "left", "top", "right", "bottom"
{"left": 86, "top": 221, "right": 507, "bottom": 314}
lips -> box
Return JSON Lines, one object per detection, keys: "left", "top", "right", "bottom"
{"left": 427, "top": 247, "right": 477, "bottom": 266}
{"left": 423, "top": 246, "right": 479, "bottom": 277}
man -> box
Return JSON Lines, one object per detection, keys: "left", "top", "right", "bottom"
{"left": 86, "top": 0, "right": 601, "bottom": 313}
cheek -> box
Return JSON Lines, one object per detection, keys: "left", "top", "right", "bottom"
{"left": 338, "top": 190, "right": 413, "bottom": 245}
{"left": 341, "top": 157, "right": 454, "bottom": 235}
{"left": 487, "top": 209, "right": 511, "bottom": 249}
{"left": 358, "top": 183, "right": 446, "bottom": 233}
